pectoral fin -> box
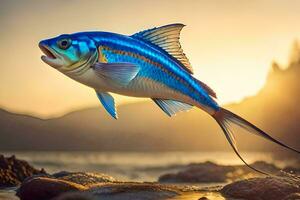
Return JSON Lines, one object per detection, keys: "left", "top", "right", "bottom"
{"left": 96, "top": 91, "right": 118, "bottom": 119}
{"left": 152, "top": 98, "right": 193, "bottom": 117}
{"left": 92, "top": 62, "right": 140, "bottom": 86}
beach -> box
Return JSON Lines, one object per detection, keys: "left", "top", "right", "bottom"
{"left": 0, "top": 151, "right": 299, "bottom": 200}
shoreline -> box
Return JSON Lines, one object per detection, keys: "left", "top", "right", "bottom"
{"left": 1, "top": 154, "right": 299, "bottom": 200}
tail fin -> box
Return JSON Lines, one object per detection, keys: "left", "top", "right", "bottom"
{"left": 212, "top": 107, "right": 299, "bottom": 175}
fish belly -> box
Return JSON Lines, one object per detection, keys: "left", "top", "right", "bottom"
{"left": 113, "top": 76, "right": 192, "bottom": 101}
{"left": 114, "top": 76, "right": 216, "bottom": 114}
{"left": 71, "top": 66, "right": 188, "bottom": 101}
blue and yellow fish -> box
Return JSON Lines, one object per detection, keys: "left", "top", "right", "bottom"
{"left": 39, "top": 24, "right": 299, "bottom": 173}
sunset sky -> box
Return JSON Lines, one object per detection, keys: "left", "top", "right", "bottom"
{"left": 1, "top": 0, "right": 300, "bottom": 118}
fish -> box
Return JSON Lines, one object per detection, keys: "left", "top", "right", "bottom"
{"left": 39, "top": 23, "right": 299, "bottom": 174}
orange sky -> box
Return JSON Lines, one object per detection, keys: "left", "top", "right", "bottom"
{"left": 1, "top": 0, "right": 300, "bottom": 118}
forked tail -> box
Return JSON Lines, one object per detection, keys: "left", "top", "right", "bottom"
{"left": 212, "top": 107, "right": 299, "bottom": 175}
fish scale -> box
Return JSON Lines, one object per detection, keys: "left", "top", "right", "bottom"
{"left": 93, "top": 36, "right": 217, "bottom": 111}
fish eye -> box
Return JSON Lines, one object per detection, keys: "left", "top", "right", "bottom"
{"left": 57, "top": 38, "right": 71, "bottom": 50}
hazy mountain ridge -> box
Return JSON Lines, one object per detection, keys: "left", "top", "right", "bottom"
{"left": 0, "top": 45, "right": 299, "bottom": 151}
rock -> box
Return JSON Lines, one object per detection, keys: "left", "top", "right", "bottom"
{"left": 0, "top": 155, "right": 46, "bottom": 187}
{"left": 283, "top": 193, "right": 300, "bottom": 200}
{"left": 159, "top": 161, "right": 235, "bottom": 183}
{"left": 87, "top": 182, "right": 179, "bottom": 200}
{"left": 16, "top": 161, "right": 299, "bottom": 200}
{"left": 221, "top": 176, "right": 300, "bottom": 200}
{"left": 53, "top": 172, "right": 116, "bottom": 186}
{"left": 283, "top": 166, "right": 300, "bottom": 175}
{"left": 17, "top": 173, "right": 182, "bottom": 200}
{"left": 250, "top": 161, "right": 280, "bottom": 173}
{"left": 53, "top": 192, "right": 95, "bottom": 200}
{"left": 17, "top": 171, "right": 117, "bottom": 200}
{"left": 17, "top": 177, "right": 87, "bottom": 200}
{"left": 158, "top": 161, "right": 282, "bottom": 183}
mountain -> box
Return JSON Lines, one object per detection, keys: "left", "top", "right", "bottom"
{"left": 0, "top": 101, "right": 221, "bottom": 151}
{"left": 0, "top": 45, "right": 300, "bottom": 152}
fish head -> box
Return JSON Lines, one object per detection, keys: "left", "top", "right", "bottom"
{"left": 39, "top": 34, "right": 98, "bottom": 72}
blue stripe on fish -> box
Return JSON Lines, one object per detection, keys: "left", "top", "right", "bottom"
{"left": 82, "top": 32, "right": 218, "bottom": 110}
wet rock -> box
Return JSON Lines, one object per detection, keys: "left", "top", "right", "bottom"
{"left": 283, "top": 166, "right": 300, "bottom": 175}
{"left": 87, "top": 182, "right": 179, "bottom": 200}
{"left": 53, "top": 192, "right": 95, "bottom": 200}
{"left": 0, "top": 155, "right": 46, "bottom": 187}
{"left": 283, "top": 193, "right": 300, "bottom": 200}
{"left": 17, "top": 175, "right": 181, "bottom": 200}
{"left": 250, "top": 161, "right": 280, "bottom": 173}
{"left": 159, "top": 161, "right": 234, "bottom": 183}
{"left": 158, "top": 161, "right": 281, "bottom": 183}
{"left": 17, "top": 172, "right": 117, "bottom": 200}
{"left": 17, "top": 177, "right": 87, "bottom": 200}
{"left": 221, "top": 176, "right": 300, "bottom": 200}
{"left": 53, "top": 172, "right": 116, "bottom": 186}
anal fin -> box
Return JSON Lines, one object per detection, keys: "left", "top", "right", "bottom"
{"left": 152, "top": 98, "right": 193, "bottom": 117}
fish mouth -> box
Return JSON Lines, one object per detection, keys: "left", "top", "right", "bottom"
{"left": 39, "top": 43, "right": 63, "bottom": 68}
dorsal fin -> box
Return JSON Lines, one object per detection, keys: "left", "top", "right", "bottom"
{"left": 196, "top": 79, "right": 217, "bottom": 98}
{"left": 132, "top": 23, "right": 194, "bottom": 74}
